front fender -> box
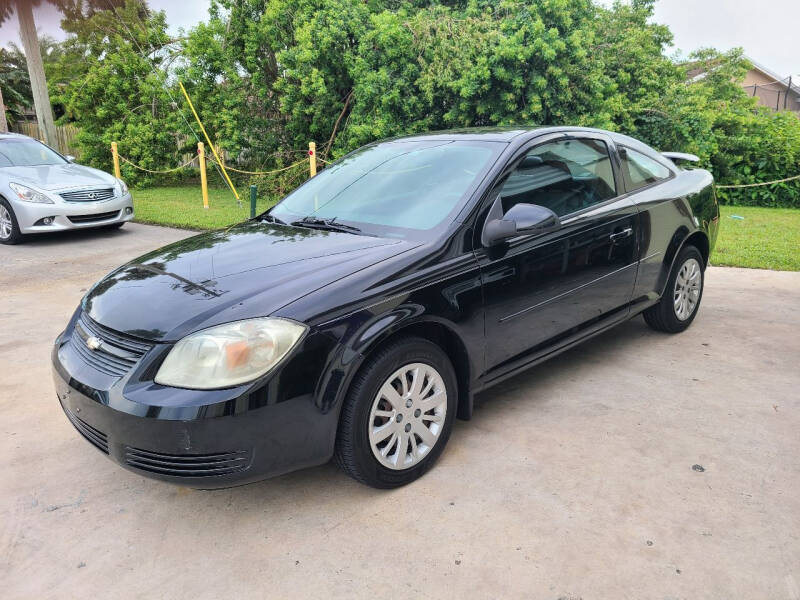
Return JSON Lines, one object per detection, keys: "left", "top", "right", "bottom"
{"left": 313, "top": 303, "right": 480, "bottom": 456}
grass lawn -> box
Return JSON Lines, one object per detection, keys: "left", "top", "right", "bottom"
{"left": 131, "top": 185, "right": 279, "bottom": 230}
{"left": 714, "top": 205, "right": 800, "bottom": 271}
{"left": 131, "top": 185, "right": 800, "bottom": 271}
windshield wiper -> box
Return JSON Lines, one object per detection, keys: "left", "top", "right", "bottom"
{"left": 290, "top": 216, "right": 362, "bottom": 234}
{"left": 260, "top": 214, "right": 288, "bottom": 225}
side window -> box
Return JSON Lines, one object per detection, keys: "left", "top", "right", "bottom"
{"left": 620, "top": 147, "right": 671, "bottom": 191}
{"left": 498, "top": 138, "right": 616, "bottom": 218}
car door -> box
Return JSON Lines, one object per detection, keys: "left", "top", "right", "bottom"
{"left": 476, "top": 133, "right": 639, "bottom": 378}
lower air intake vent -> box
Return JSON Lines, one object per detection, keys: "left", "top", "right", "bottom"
{"left": 124, "top": 446, "right": 252, "bottom": 477}
{"left": 68, "top": 210, "right": 120, "bottom": 224}
{"left": 64, "top": 407, "right": 109, "bottom": 454}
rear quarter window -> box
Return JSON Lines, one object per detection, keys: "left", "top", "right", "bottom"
{"left": 620, "top": 146, "right": 672, "bottom": 192}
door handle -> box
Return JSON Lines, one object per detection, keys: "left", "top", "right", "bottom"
{"left": 609, "top": 227, "right": 633, "bottom": 243}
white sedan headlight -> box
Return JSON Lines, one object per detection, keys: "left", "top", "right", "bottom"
{"left": 9, "top": 182, "right": 54, "bottom": 204}
{"left": 155, "top": 318, "right": 307, "bottom": 389}
{"left": 116, "top": 178, "right": 128, "bottom": 196}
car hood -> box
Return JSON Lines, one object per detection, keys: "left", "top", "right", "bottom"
{"left": 83, "top": 221, "right": 412, "bottom": 341}
{"left": 3, "top": 163, "right": 117, "bottom": 191}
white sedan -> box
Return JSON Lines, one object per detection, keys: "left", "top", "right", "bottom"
{"left": 0, "top": 132, "right": 134, "bottom": 244}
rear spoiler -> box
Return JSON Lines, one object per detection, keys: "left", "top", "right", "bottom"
{"left": 662, "top": 152, "right": 700, "bottom": 165}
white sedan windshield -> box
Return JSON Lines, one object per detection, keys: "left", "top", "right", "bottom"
{"left": 0, "top": 139, "right": 67, "bottom": 167}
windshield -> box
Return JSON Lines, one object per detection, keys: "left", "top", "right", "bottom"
{"left": 0, "top": 139, "right": 67, "bottom": 167}
{"left": 270, "top": 140, "right": 503, "bottom": 238}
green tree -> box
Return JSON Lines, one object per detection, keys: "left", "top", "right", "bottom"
{"left": 634, "top": 49, "right": 800, "bottom": 207}
{"left": 0, "top": 0, "right": 61, "bottom": 143}
{"left": 0, "top": 45, "right": 31, "bottom": 125}
{"left": 273, "top": 0, "right": 630, "bottom": 155}
{"left": 177, "top": 4, "right": 281, "bottom": 168}
{"left": 48, "top": 0, "right": 799, "bottom": 206}
{"left": 209, "top": 0, "right": 687, "bottom": 159}
{"left": 589, "top": 0, "right": 682, "bottom": 133}
{"left": 57, "top": 0, "right": 182, "bottom": 184}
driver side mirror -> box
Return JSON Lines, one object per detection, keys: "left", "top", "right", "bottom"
{"left": 65, "top": 155, "right": 76, "bottom": 163}
{"left": 481, "top": 195, "right": 560, "bottom": 246}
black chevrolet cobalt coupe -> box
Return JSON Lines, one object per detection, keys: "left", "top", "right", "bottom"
{"left": 53, "top": 127, "right": 719, "bottom": 488}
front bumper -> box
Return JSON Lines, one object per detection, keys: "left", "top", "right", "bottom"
{"left": 52, "top": 321, "right": 338, "bottom": 489}
{"left": 17, "top": 192, "right": 134, "bottom": 234}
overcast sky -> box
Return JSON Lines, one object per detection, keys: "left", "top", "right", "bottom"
{"left": 1, "top": 0, "right": 797, "bottom": 79}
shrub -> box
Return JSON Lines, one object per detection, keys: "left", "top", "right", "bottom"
{"left": 52, "top": 1, "right": 800, "bottom": 207}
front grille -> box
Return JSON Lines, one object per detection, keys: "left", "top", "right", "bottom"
{"left": 70, "top": 315, "right": 154, "bottom": 377}
{"left": 68, "top": 210, "right": 120, "bottom": 224}
{"left": 124, "top": 447, "right": 252, "bottom": 477}
{"left": 64, "top": 407, "right": 109, "bottom": 454}
{"left": 60, "top": 188, "right": 116, "bottom": 202}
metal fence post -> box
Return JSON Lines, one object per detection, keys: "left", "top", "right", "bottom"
{"left": 250, "top": 185, "right": 257, "bottom": 219}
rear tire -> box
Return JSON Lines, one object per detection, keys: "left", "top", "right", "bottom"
{"left": 643, "top": 245, "right": 704, "bottom": 333}
{"left": 0, "top": 199, "right": 24, "bottom": 245}
{"left": 334, "top": 337, "right": 457, "bottom": 488}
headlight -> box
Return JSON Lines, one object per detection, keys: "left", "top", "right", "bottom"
{"left": 154, "top": 318, "right": 307, "bottom": 389}
{"left": 9, "top": 183, "right": 54, "bottom": 204}
{"left": 116, "top": 178, "right": 128, "bottom": 196}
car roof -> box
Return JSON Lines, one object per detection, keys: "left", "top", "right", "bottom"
{"left": 0, "top": 132, "right": 31, "bottom": 140}
{"left": 390, "top": 127, "right": 543, "bottom": 143}
{"left": 385, "top": 126, "right": 654, "bottom": 146}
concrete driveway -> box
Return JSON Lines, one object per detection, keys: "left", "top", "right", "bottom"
{"left": 1, "top": 223, "right": 799, "bottom": 599}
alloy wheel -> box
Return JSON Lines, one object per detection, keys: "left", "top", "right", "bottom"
{"left": 0, "top": 205, "right": 12, "bottom": 240}
{"left": 368, "top": 362, "right": 447, "bottom": 470}
{"left": 673, "top": 257, "right": 702, "bottom": 321}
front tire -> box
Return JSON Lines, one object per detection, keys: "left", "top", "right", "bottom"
{"left": 334, "top": 337, "right": 457, "bottom": 488}
{"left": 0, "top": 199, "right": 24, "bottom": 245}
{"left": 643, "top": 245, "right": 705, "bottom": 333}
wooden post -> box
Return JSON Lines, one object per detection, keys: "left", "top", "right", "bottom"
{"left": 198, "top": 142, "right": 209, "bottom": 209}
{"left": 0, "top": 86, "right": 8, "bottom": 133}
{"left": 111, "top": 142, "right": 121, "bottom": 179}
{"left": 309, "top": 141, "right": 317, "bottom": 178}
{"left": 17, "top": 0, "right": 57, "bottom": 146}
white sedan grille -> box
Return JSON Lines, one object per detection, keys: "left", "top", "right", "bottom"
{"left": 59, "top": 188, "right": 115, "bottom": 202}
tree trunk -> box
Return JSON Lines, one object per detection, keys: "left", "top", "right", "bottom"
{"left": 0, "top": 86, "right": 8, "bottom": 133}
{"left": 17, "top": 0, "right": 57, "bottom": 146}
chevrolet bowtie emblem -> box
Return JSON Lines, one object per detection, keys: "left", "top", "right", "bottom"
{"left": 86, "top": 336, "right": 102, "bottom": 351}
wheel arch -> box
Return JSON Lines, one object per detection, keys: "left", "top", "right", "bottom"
{"left": 683, "top": 230, "right": 710, "bottom": 268}
{"left": 656, "top": 227, "right": 710, "bottom": 297}
{"left": 325, "top": 313, "right": 476, "bottom": 436}
{"left": 0, "top": 192, "right": 22, "bottom": 243}
{"left": 361, "top": 320, "right": 474, "bottom": 420}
